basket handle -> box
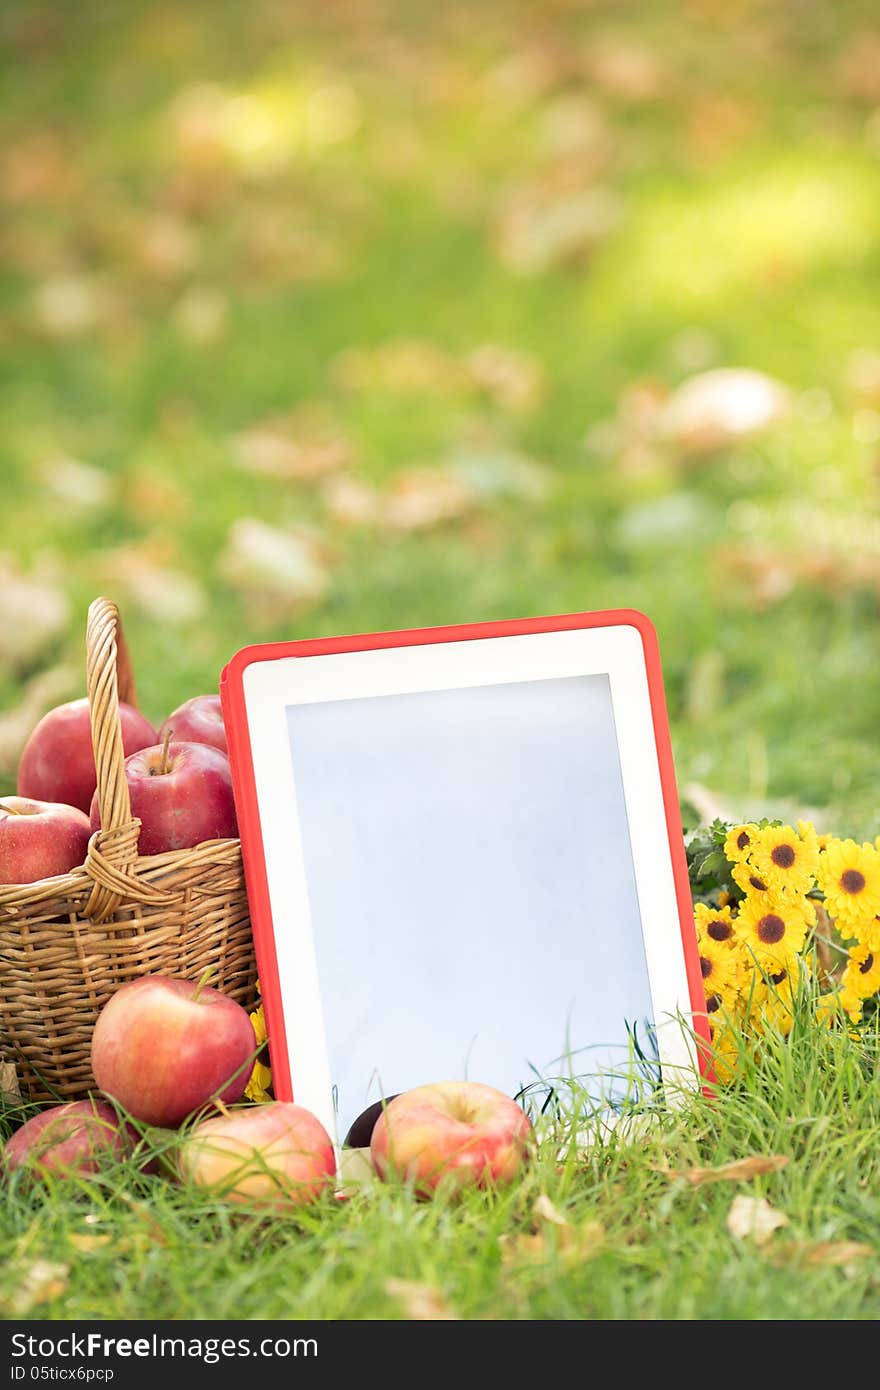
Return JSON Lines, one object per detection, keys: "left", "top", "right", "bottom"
{"left": 84, "top": 596, "right": 143, "bottom": 920}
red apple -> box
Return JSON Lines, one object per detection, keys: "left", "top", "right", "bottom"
{"left": 17, "top": 696, "right": 158, "bottom": 814}
{"left": 0, "top": 795, "right": 91, "bottom": 884}
{"left": 3, "top": 1098, "right": 137, "bottom": 1179}
{"left": 370, "top": 1081, "right": 533, "bottom": 1196}
{"left": 158, "top": 694, "right": 227, "bottom": 755}
{"left": 90, "top": 974, "right": 256, "bottom": 1128}
{"left": 89, "top": 737, "right": 237, "bottom": 855}
{"left": 177, "top": 1101, "right": 336, "bottom": 1208}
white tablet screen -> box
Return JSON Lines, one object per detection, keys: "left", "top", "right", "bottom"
{"left": 285, "top": 673, "right": 657, "bottom": 1142}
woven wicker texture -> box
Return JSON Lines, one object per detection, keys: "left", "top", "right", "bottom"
{"left": 0, "top": 597, "right": 257, "bottom": 1102}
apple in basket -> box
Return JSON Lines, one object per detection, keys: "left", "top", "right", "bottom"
{"left": 89, "top": 733, "right": 238, "bottom": 856}
{"left": 158, "top": 694, "right": 227, "bottom": 755}
{"left": 177, "top": 1101, "right": 337, "bottom": 1209}
{"left": 0, "top": 795, "right": 91, "bottom": 884}
{"left": 370, "top": 1081, "right": 533, "bottom": 1197}
{"left": 91, "top": 974, "right": 257, "bottom": 1128}
{"left": 3, "top": 1099, "right": 139, "bottom": 1180}
{"left": 17, "top": 696, "right": 157, "bottom": 814}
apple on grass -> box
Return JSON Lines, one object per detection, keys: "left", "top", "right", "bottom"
{"left": 89, "top": 733, "right": 238, "bottom": 856}
{"left": 3, "top": 1099, "right": 138, "bottom": 1180}
{"left": 90, "top": 974, "right": 257, "bottom": 1128}
{"left": 17, "top": 697, "right": 157, "bottom": 814}
{"left": 158, "top": 694, "right": 227, "bottom": 755}
{"left": 370, "top": 1081, "right": 533, "bottom": 1197}
{"left": 177, "top": 1101, "right": 336, "bottom": 1209}
{"left": 0, "top": 795, "right": 91, "bottom": 884}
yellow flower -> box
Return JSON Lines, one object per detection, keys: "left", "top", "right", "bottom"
{"left": 735, "top": 894, "right": 810, "bottom": 969}
{"left": 816, "top": 838, "right": 880, "bottom": 936}
{"left": 245, "top": 999, "right": 272, "bottom": 1102}
{"left": 249, "top": 1003, "right": 267, "bottom": 1047}
{"left": 704, "top": 1014, "right": 746, "bottom": 1087}
{"left": 698, "top": 946, "right": 739, "bottom": 1016}
{"left": 849, "top": 915, "right": 880, "bottom": 952}
{"left": 694, "top": 902, "right": 738, "bottom": 951}
{"left": 731, "top": 860, "right": 774, "bottom": 898}
{"left": 838, "top": 985, "right": 864, "bottom": 1024}
{"left": 751, "top": 957, "right": 812, "bottom": 1037}
{"left": 815, "top": 990, "right": 844, "bottom": 1029}
{"left": 749, "top": 824, "right": 818, "bottom": 896}
{"left": 244, "top": 1059, "right": 273, "bottom": 1104}
{"left": 724, "top": 824, "right": 759, "bottom": 865}
{"left": 840, "top": 943, "right": 880, "bottom": 1002}
{"left": 799, "top": 820, "right": 833, "bottom": 855}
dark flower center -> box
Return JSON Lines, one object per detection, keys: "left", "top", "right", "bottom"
{"left": 841, "top": 869, "right": 866, "bottom": 895}
{"left": 758, "top": 914, "right": 785, "bottom": 944}
{"left": 859, "top": 953, "right": 874, "bottom": 975}
{"left": 707, "top": 919, "right": 732, "bottom": 942}
{"left": 706, "top": 994, "right": 721, "bottom": 1013}
{"left": 749, "top": 874, "right": 768, "bottom": 892}
{"left": 770, "top": 969, "right": 787, "bottom": 985}
{"left": 771, "top": 844, "right": 796, "bottom": 868}
{"left": 700, "top": 956, "right": 713, "bottom": 979}
{"left": 737, "top": 831, "right": 751, "bottom": 851}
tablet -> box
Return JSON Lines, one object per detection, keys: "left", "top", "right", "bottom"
{"left": 221, "top": 609, "right": 707, "bottom": 1151}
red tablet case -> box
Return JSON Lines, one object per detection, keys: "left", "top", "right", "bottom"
{"left": 220, "top": 608, "right": 710, "bottom": 1104}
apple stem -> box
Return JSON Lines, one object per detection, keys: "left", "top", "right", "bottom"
{"left": 159, "top": 727, "right": 173, "bottom": 776}
{"left": 191, "top": 965, "right": 217, "bottom": 1003}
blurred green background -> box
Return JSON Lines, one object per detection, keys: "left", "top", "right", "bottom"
{"left": 2, "top": 0, "right": 880, "bottom": 834}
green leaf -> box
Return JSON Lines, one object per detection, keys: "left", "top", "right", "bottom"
{"left": 696, "top": 849, "right": 727, "bottom": 878}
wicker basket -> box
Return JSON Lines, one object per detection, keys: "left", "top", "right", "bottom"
{"left": 0, "top": 595, "right": 258, "bottom": 1104}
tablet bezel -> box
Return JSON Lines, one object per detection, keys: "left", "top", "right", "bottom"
{"left": 221, "top": 609, "right": 708, "bottom": 1149}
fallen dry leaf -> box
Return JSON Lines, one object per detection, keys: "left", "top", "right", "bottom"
{"left": 660, "top": 1155, "right": 790, "bottom": 1187}
{"left": 2, "top": 1261, "right": 69, "bottom": 1317}
{"left": 331, "top": 340, "right": 462, "bottom": 395}
{"left": 41, "top": 456, "right": 114, "bottom": 512}
{"left": 381, "top": 467, "right": 475, "bottom": 532}
{"left": 320, "top": 475, "right": 381, "bottom": 527}
{"left": 802, "top": 1241, "right": 874, "bottom": 1269}
{"left": 32, "top": 275, "right": 107, "bottom": 339}
{"left": 726, "top": 1194, "right": 789, "bottom": 1246}
{"left": 99, "top": 549, "right": 207, "bottom": 624}
{"left": 0, "top": 664, "right": 79, "bottom": 778}
{"left": 173, "top": 285, "right": 229, "bottom": 345}
{"left": 68, "top": 1233, "right": 113, "bottom": 1254}
{"left": 385, "top": 1278, "right": 457, "bottom": 1321}
{"left": 133, "top": 213, "right": 198, "bottom": 280}
{"left": 659, "top": 368, "right": 790, "bottom": 457}
{"left": 535, "top": 95, "right": 609, "bottom": 162}
{"left": 533, "top": 1193, "right": 571, "bottom": 1228}
{"left": 584, "top": 37, "right": 667, "bottom": 103}
{"left": 231, "top": 411, "right": 353, "bottom": 482}
{"left": 501, "top": 1219, "right": 605, "bottom": 1265}
{"left": 218, "top": 518, "right": 332, "bottom": 607}
{"left": 1, "top": 128, "right": 80, "bottom": 206}
{"left": 0, "top": 556, "right": 71, "bottom": 675}
{"left": 464, "top": 343, "right": 546, "bottom": 414}
{"left": 1, "top": 1061, "right": 21, "bottom": 1101}
{"left": 502, "top": 1193, "right": 604, "bottom": 1265}
{"left": 495, "top": 187, "right": 623, "bottom": 275}
{"left": 122, "top": 468, "right": 191, "bottom": 521}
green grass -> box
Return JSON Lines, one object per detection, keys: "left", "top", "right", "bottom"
{"left": 3, "top": 1003, "right": 880, "bottom": 1320}
{"left": 2, "top": 0, "right": 880, "bottom": 1321}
